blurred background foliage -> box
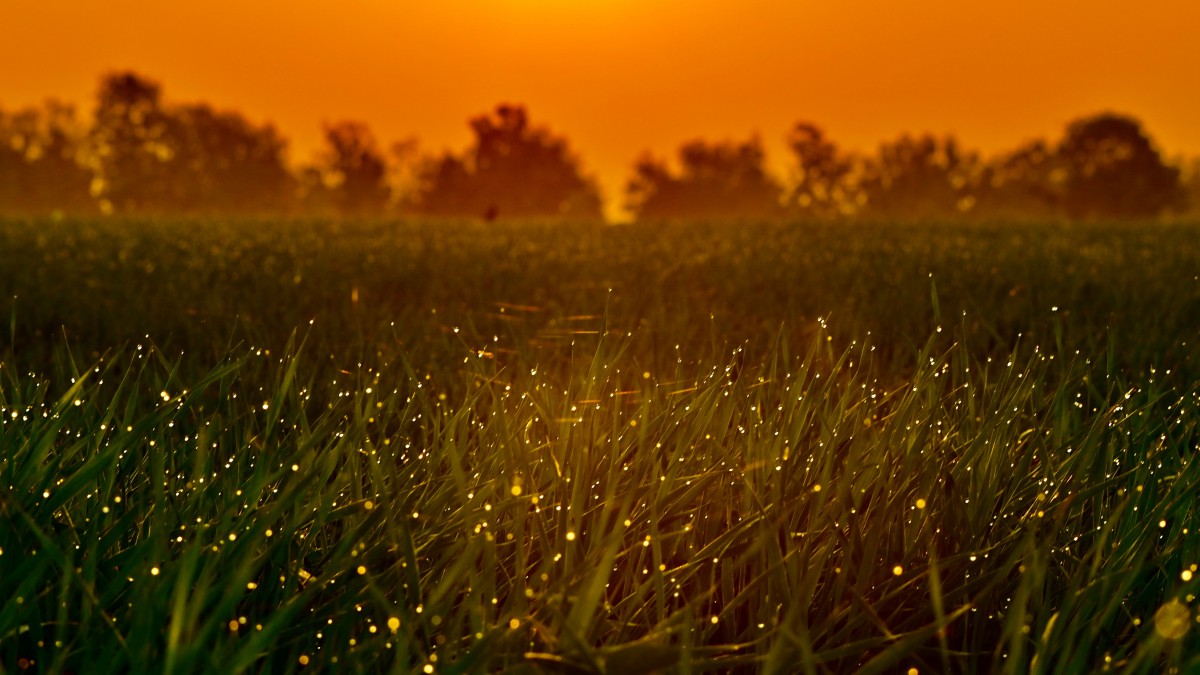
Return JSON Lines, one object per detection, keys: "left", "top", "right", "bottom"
{"left": 2, "top": 71, "right": 1197, "bottom": 223}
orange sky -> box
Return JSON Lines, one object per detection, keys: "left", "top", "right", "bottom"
{"left": 4, "top": 0, "right": 1199, "bottom": 219}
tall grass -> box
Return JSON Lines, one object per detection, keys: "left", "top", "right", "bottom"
{"left": 2, "top": 321, "right": 1198, "bottom": 672}
{"left": 1, "top": 217, "right": 1199, "bottom": 672}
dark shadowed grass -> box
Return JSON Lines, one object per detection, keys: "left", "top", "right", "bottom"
{"left": 2, "top": 318, "right": 1198, "bottom": 673}
{"left": 1, "top": 217, "right": 1199, "bottom": 379}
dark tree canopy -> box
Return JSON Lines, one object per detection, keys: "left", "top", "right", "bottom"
{"left": 411, "top": 104, "right": 603, "bottom": 220}
{"left": 1, "top": 71, "right": 1197, "bottom": 223}
{"left": 969, "top": 140, "right": 1061, "bottom": 220}
{"left": 785, "top": 123, "right": 858, "bottom": 220}
{"left": 304, "top": 121, "right": 390, "bottom": 217}
{"left": 89, "top": 71, "right": 297, "bottom": 216}
{"left": 625, "top": 137, "right": 784, "bottom": 222}
{"left": 90, "top": 72, "right": 174, "bottom": 214}
{"left": 163, "top": 104, "right": 296, "bottom": 215}
{"left": 1056, "top": 113, "right": 1184, "bottom": 220}
{"left": 0, "top": 101, "right": 95, "bottom": 216}
{"left": 856, "top": 134, "right": 977, "bottom": 220}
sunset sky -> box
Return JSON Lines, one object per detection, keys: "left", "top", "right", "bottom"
{"left": 4, "top": 0, "right": 1199, "bottom": 219}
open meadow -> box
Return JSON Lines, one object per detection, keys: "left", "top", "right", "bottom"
{"left": 2, "top": 217, "right": 1200, "bottom": 673}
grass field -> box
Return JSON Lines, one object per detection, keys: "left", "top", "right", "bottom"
{"left": 1, "top": 217, "right": 1199, "bottom": 673}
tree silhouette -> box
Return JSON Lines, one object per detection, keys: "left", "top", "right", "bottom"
{"left": 412, "top": 154, "right": 472, "bottom": 216}
{"left": 303, "top": 121, "right": 391, "bottom": 217}
{"left": 411, "top": 104, "right": 603, "bottom": 220}
{"left": 967, "top": 140, "right": 1064, "bottom": 220}
{"left": 856, "top": 134, "right": 977, "bottom": 220}
{"left": 0, "top": 101, "right": 96, "bottom": 216}
{"left": 7, "top": 70, "right": 1198, "bottom": 224}
{"left": 785, "top": 123, "right": 859, "bottom": 219}
{"left": 161, "top": 103, "right": 297, "bottom": 215}
{"left": 625, "top": 136, "right": 784, "bottom": 222}
{"left": 89, "top": 72, "right": 175, "bottom": 214}
{"left": 88, "top": 71, "right": 297, "bottom": 216}
{"left": 1055, "top": 113, "right": 1184, "bottom": 220}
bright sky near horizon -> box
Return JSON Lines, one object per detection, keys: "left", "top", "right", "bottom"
{"left": 4, "top": 0, "right": 1199, "bottom": 219}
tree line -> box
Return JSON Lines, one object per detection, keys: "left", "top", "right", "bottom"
{"left": 2, "top": 71, "right": 1198, "bottom": 222}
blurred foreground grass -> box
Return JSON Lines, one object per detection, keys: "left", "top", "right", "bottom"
{"left": 1, "top": 217, "right": 1199, "bottom": 673}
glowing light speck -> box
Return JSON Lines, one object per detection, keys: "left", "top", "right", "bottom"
{"left": 1154, "top": 600, "right": 1190, "bottom": 639}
